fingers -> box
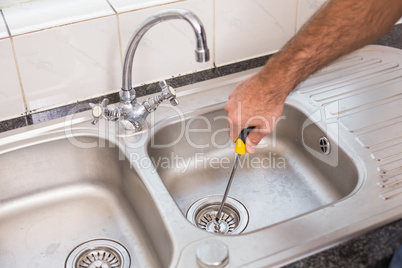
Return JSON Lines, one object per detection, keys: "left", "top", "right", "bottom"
{"left": 225, "top": 72, "right": 286, "bottom": 153}
{"left": 245, "top": 139, "right": 257, "bottom": 154}
{"left": 225, "top": 100, "right": 240, "bottom": 142}
{"left": 245, "top": 128, "right": 269, "bottom": 154}
{"left": 225, "top": 99, "right": 274, "bottom": 149}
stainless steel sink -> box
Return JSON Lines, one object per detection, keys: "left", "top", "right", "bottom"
{"left": 147, "top": 104, "right": 359, "bottom": 233}
{"left": 0, "top": 135, "right": 171, "bottom": 267}
{"left": 0, "top": 45, "right": 401, "bottom": 267}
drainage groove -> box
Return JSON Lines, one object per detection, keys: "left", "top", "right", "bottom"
{"left": 65, "top": 239, "right": 130, "bottom": 268}
{"left": 187, "top": 195, "right": 249, "bottom": 235}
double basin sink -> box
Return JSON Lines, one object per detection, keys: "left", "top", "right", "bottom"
{"left": 0, "top": 46, "right": 401, "bottom": 267}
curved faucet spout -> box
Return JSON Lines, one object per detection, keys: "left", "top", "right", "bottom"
{"left": 121, "top": 9, "right": 210, "bottom": 91}
{"left": 90, "top": 9, "right": 209, "bottom": 131}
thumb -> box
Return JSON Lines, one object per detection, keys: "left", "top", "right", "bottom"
{"left": 245, "top": 131, "right": 265, "bottom": 154}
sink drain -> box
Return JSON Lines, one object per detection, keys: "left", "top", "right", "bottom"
{"left": 65, "top": 239, "right": 130, "bottom": 268}
{"left": 186, "top": 195, "right": 249, "bottom": 235}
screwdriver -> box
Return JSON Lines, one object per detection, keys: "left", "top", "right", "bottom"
{"left": 215, "top": 127, "right": 255, "bottom": 227}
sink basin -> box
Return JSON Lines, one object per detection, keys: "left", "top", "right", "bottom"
{"left": 147, "top": 104, "right": 359, "bottom": 233}
{"left": 0, "top": 136, "right": 171, "bottom": 267}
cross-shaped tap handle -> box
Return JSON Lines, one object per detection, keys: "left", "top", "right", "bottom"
{"left": 89, "top": 98, "right": 109, "bottom": 125}
{"left": 159, "top": 80, "right": 179, "bottom": 106}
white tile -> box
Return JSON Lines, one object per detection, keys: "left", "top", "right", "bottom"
{"left": 297, "top": 0, "right": 326, "bottom": 30}
{"left": 13, "top": 16, "right": 121, "bottom": 111}
{"left": 0, "top": 13, "right": 9, "bottom": 38}
{"left": 0, "top": 0, "right": 31, "bottom": 9}
{"left": 118, "top": 0, "right": 213, "bottom": 87}
{"left": 215, "top": 0, "right": 298, "bottom": 66}
{"left": 2, "top": 0, "right": 114, "bottom": 36}
{"left": 0, "top": 38, "right": 25, "bottom": 120}
{"left": 108, "top": 0, "right": 178, "bottom": 13}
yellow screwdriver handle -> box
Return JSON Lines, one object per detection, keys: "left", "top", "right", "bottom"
{"left": 234, "top": 127, "right": 255, "bottom": 155}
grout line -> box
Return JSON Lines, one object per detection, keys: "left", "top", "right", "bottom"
{"left": 105, "top": 0, "right": 121, "bottom": 67}
{"left": 9, "top": 13, "right": 117, "bottom": 38}
{"left": 9, "top": 36, "right": 29, "bottom": 115}
{"left": 1, "top": 10, "right": 29, "bottom": 116}
{"left": 106, "top": 0, "right": 122, "bottom": 67}
{"left": 295, "top": 0, "right": 300, "bottom": 34}
{"left": 115, "top": 14, "right": 124, "bottom": 68}
{"left": 117, "top": 0, "right": 186, "bottom": 15}
{"left": 212, "top": 0, "right": 216, "bottom": 68}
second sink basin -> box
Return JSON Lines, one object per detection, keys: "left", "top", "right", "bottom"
{"left": 147, "top": 104, "right": 359, "bottom": 233}
{"left": 0, "top": 136, "right": 171, "bottom": 267}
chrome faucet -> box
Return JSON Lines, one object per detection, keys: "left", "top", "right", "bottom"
{"left": 90, "top": 9, "right": 210, "bottom": 130}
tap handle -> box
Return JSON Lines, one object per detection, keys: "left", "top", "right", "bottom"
{"left": 159, "top": 80, "right": 179, "bottom": 106}
{"left": 89, "top": 98, "right": 120, "bottom": 125}
{"left": 89, "top": 98, "right": 109, "bottom": 125}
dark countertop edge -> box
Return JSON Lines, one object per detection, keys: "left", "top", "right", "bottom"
{"left": 0, "top": 23, "right": 401, "bottom": 268}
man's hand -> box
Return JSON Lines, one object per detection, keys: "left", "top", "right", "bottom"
{"left": 225, "top": 66, "right": 290, "bottom": 154}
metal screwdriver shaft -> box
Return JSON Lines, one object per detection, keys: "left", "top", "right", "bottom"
{"left": 215, "top": 153, "right": 240, "bottom": 224}
{"left": 214, "top": 127, "right": 254, "bottom": 232}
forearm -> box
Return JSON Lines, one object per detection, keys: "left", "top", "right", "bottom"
{"left": 261, "top": 0, "right": 402, "bottom": 94}
{"left": 225, "top": 0, "right": 402, "bottom": 152}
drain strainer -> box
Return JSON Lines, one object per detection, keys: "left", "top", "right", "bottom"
{"left": 65, "top": 239, "right": 130, "bottom": 268}
{"left": 186, "top": 195, "right": 249, "bottom": 235}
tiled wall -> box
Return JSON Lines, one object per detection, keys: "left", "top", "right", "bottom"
{"left": 0, "top": 0, "right": 326, "bottom": 121}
